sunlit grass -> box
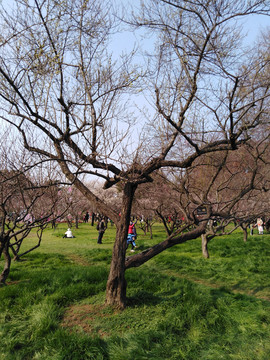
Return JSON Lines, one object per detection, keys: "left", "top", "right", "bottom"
{"left": 1, "top": 222, "right": 270, "bottom": 359}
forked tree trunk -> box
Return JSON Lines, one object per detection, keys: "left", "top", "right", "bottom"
{"left": 0, "top": 242, "right": 11, "bottom": 285}
{"left": 201, "top": 233, "right": 209, "bottom": 258}
{"left": 240, "top": 224, "right": 248, "bottom": 242}
{"left": 105, "top": 182, "right": 137, "bottom": 309}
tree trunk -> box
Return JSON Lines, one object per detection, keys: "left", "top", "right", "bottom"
{"left": 0, "top": 242, "right": 11, "bottom": 285}
{"left": 243, "top": 227, "right": 248, "bottom": 242}
{"left": 240, "top": 224, "right": 248, "bottom": 242}
{"left": 201, "top": 233, "right": 209, "bottom": 258}
{"left": 105, "top": 182, "right": 137, "bottom": 309}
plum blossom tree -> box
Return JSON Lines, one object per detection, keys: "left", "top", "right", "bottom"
{"left": 0, "top": 0, "right": 269, "bottom": 307}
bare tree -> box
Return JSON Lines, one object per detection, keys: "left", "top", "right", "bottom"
{"left": 0, "top": 129, "right": 69, "bottom": 284}
{"left": 131, "top": 172, "right": 184, "bottom": 236}
{"left": 0, "top": 0, "right": 269, "bottom": 307}
{"left": 0, "top": 166, "right": 63, "bottom": 285}
{"left": 177, "top": 139, "right": 270, "bottom": 256}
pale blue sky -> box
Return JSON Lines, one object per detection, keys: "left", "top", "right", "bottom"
{"left": 241, "top": 13, "right": 269, "bottom": 45}
{"left": 108, "top": 5, "right": 269, "bottom": 144}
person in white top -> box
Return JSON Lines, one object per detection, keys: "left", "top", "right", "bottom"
{"left": 257, "top": 218, "right": 264, "bottom": 235}
{"left": 63, "top": 228, "right": 75, "bottom": 238}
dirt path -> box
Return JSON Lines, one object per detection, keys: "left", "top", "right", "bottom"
{"left": 163, "top": 269, "right": 270, "bottom": 302}
{"left": 67, "top": 254, "right": 92, "bottom": 266}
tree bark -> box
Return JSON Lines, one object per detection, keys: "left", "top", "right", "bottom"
{"left": 243, "top": 227, "right": 248, "bottom": 242}
{"left": 201, "top": 233, "right": 209, "bottom": 258}
{"left": 105, "top": 182, "right": 137, "bottom": 309}
{"left": 240, "top": 224, "right": 248, "bottom": 242}
{"left": 0, "top": 242, "right": 11, "bottom": 285}
{"left": 149, "top": 224, "right": 153, "bottom": 239}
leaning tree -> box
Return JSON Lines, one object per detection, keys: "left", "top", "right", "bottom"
{"left": 0, "top": 0, "right": 269, "bottom": 308}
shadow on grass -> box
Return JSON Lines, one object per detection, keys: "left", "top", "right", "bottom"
{"left": 126, "top": 290, "right": 164, "bottom": 308}
{"left": 231, "top": 281, "right": 270, "bottom": 301}
{"left": 209, "top": 285, "right": 260, "bottom": 303}
{"left": 126, "top": 244, "right": 152, "bottom": 253}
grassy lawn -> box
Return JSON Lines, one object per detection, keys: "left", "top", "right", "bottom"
{"left": 1, "top": 222, "right": 270, "bottom": 359}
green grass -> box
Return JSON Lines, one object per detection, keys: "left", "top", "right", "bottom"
{"left": 1, "top": 223, "right": 270, "bottom": 359}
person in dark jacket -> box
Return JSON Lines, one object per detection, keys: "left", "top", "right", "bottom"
{"left": 84, "top": 211, "right": 89, "bottom": 223}
{"left": 97, "top": 218, "right": 106, "bottom": 244}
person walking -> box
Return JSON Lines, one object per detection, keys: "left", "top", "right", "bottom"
{"left": 91, "top": 212, "right": 96, "bottom": 226}
{"left": 84, "top": 211, "right": 89, "bottom": 223}
{"left": 97, "top": 218, "right": 106, "bottom": 244}
{"left": 126, "top": 220, "right": 137, "bottom": 252}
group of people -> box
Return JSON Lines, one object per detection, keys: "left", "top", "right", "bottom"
{"left": 63, "top": 215, "right": 138, "bottom": 252}
{"left": 250, "top": 218, "right": 266, "bottom": 235}
{"left": 257, "top": 218, "right": 264, "bottom": 235}
{"left": 96, "top": 217, "right": 138, "bottom": 251}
